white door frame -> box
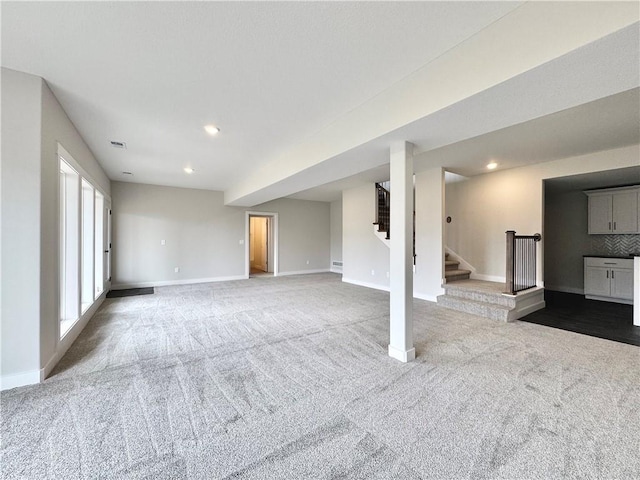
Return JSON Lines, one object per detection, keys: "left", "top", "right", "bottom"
{"left": 245, "top": 211, "right": 279, "bottom": 277}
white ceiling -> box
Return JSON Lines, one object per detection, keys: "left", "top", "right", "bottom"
{"left": 289, "top": 88, "right": 640, "bottom": 202}
{"left": 1, "top": 1, "right": 522, "bottom": 190}
{"left": 2, "top": 2, "right": 638, "bottom": 206}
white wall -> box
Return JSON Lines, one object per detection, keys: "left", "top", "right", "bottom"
{"left": 110, "top": 182, "right": 330, "bottom": 287}
{"left": 342, "top": 172, "right": 447, "bottom": 300}
{"left": 342, "top": 184, "right": 390, "bottom": 290}
{"left": 445, "top": 144, "right": 640, "bottom": 283}
{"left": 1, "top": 68, "right": 43, "bottom": 387}
{"left": 330, "top": 199, "right": 343, "bottom": 272}
{"left": 1, "top": 69, "right": 110, "bottom": 389}
{"left": 414, "top": 168, "right": 445, "bottom": 301}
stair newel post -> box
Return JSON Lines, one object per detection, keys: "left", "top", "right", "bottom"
{"left": 505, "top": 230, "right": 516, "bottom": 295}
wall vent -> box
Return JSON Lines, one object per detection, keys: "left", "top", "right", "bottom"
{"left": 332, "top": 261, "right": 343, "bottom": 267}
{"left": 110, "top": 141, "right": 127, "bottom": 149}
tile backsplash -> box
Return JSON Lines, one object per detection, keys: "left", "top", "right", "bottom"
{"left": 590, "top": 234, "right": 640, "bottom": 256}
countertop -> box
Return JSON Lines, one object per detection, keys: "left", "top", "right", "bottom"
{"left": 583, "top": 254, "right": 640, "bottom": 259}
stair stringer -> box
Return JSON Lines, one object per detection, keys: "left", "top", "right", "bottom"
{"left": 445, "top": 246, "right": 476, "bottom": 277}
{"left": 373, "top": 226, "right": 390, "bottom": 248}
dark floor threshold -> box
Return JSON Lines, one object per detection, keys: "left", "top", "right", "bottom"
{"left": 106, "top": 287, "right": 154, "bottom": 298}
{"left": 521, "top": 290, "right": 639, "bottom": 347}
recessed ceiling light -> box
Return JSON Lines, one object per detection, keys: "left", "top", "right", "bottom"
{"left": 204, "top": 125, "right": 220, "bottom": 136}
{"left": 122, "top": 171, "right": 133, "bottom": 175}
{"left": 486, "top": 161, "right": 498, "bottom": 170}
{"left": 184, "top": 167, "right": 195, "bottom": 174}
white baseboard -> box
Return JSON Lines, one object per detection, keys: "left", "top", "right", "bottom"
{"left": 330, "top": 266, "right": 343, "bottom": 274}
{"left": 0, "top": 369, "right": 41, "bottom": 391}
{"left": 470, "top": 273, "right": 505, "bottom": 283}
{"left": 342, "top": 277, "right": 390, "bottom": 292}
{"left": 111, "top": 275, "right": 247, "bottom": 290}
{"left": 44, "top": 295, "right": 106, "bottom": 380}
{"left": 413, "top": 291, "right": 439, "bottom": 303}
{"left": 1, "top": 293, "right": 107, "bottom": 391}
{"left": 277, "top": 269, "right": 331, "bottom": 277}
{"left": 388, "top": 345, "right": 416, "bottom": 363}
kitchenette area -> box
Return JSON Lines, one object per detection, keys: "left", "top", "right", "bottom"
{"left": 537, "top": 170, "right": 640, "bottom": 345}
{"left": 583, "top": 185, "right": 640, "bottom": 326}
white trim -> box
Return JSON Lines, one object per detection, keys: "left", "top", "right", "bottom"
{"left": 58, "top": 143, "right": 110, "bottom": 202}
{"left": 388, "top": 345, "right": 416, "bottom": 363}
{"left": 511, "top": 299, "right": 546, "bottom": 321}
{"left": 49, "top": 294, "right": 106, "bottom": 377}
{"left": 470, "top": 273, "right": 506, "bottom": 283}
{"left": 342, "top": 277, "right": 390, "bottom": 292}
{"left": 508, "top": 287, "right": 546, "bottom": 321}
{"left": 413, "top": 292, "right": 438, "bottom": 303}
{"left": 277, "top": 269, "right": 331, "bottom": 276}
{"left": 245, "top": 212, "right": 279, "bottom": 277}
{"left": 111, "top": 275, "right": 246, "bottom": 290}
{"left": 0, "top": 370, "right": 41, "bottom": 391}
{"left": 445, "top": 246, "right": 476, "bottom": 274}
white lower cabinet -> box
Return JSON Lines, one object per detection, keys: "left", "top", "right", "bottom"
{"left": 584, "top": 257, "right": 634, "bottom": 303}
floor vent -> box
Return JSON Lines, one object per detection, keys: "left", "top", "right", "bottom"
{"left": 332, "top": 261, "right": 343, "bottom": 267}
{"left": 110, "top": 141, "right": 127, "bottom": 149}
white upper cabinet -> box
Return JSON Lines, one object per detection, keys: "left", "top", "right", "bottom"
{"left": 585, "top": 186, "right": 640, "bottom": 234}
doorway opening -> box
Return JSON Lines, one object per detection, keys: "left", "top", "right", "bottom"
{"left": 246, "top": 212, "right": 278, "bottom": 278}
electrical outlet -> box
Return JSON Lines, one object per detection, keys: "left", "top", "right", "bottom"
{"left": 161, "top": 239, "right": 166, "bottom": 246}
{"left": 174, "top": 267, "right": 180, "bottom": 273}
{"left": 371, "top": 269, "right": 375, "bottom": 276}
{"left": 306, "top": 260, "right": 310, "bottom": 265}
{"left": 239, "top": 239, "right": 244, "bottom": 245}
{"left": 386, "top": 272, "right": 389, "bottom": 278}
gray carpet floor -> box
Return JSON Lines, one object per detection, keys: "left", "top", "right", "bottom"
{"left": 2, "top": 273, "right": 639, "bottom": 479}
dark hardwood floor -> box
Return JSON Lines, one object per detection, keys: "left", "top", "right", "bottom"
{"left": 521, "top": 290, "right": 639, "bottom": 347}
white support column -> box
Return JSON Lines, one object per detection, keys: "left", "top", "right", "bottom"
{"left": 388, "top": 141, "right": 415, "bottom": 362}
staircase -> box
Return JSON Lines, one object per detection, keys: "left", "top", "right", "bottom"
{"left": 437, "top": 279, "right": 545, "bottom": 322}
{"left": 444, "top": 252, "right": 470, "bottom": 282}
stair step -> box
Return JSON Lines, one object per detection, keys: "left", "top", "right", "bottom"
{"left": 442, "top": 282, "right": 515, "bottom": 308}
{"left": 445, "top": 260, "right": 459, "bottom": 270}
{"left": 436, "top": 295, "right": 512, "bottom": 322}
{"left": 444, "top": 269, "right": 471, "bottom": 281}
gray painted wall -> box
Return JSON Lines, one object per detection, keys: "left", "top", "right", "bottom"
{"left": 1, "top": 68, "right": 43, "bottom": 381}
{"left": 544, "top": 190, "right": 591, "bottom": 293}
{"left": 40, "top": 80, "right": 111, "bottom": 370}
{"left": 1, "top": 68, "right": 110, "bottom": 387}
{"left": 111, "top": 182, "right": 330, "bottom": 286}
